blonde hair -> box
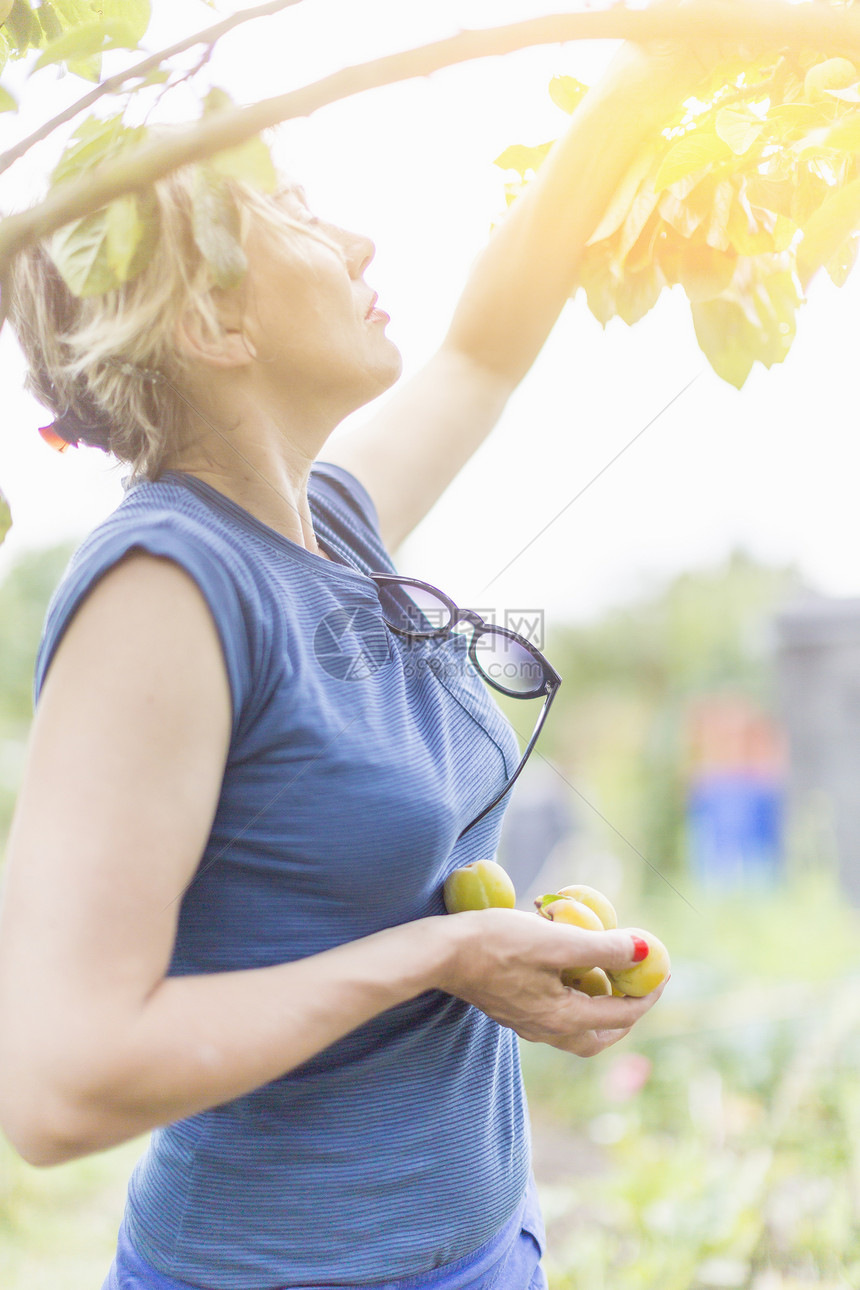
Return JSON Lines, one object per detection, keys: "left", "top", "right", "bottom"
{"left": 8, "top": 168, "right": 319, "bottom": 483}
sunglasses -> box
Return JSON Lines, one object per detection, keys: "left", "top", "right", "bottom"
{"left": 369, "top": 574, "right": 562, "bottom": 840}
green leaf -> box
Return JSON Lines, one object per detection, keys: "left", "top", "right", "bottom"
{"left": 66, "top": 52, "right": 101, "bottom": 81}
{"left": 578, "top": 243, "right": 618, "bottom": 328}
{"left": 614, "top": 266, "right": 663, "bottom": 326}
{"left": 617, "top": 183, "right": 662, "bottom": 263}
{"left": 715, "top": 106, "right": 765, "bottom": 156}
{"left": 49, "top": 209, "right": 117, "bottom": 296}
{"left": 691, "top": 298, "right": 757, "bottom": 388}
{"left": 0, "top": 84, "right": 17, "bottom": 111}
{"left": 101, "top": 0, "right": 150, "bottom": 43}
{"left": 210, "top": 136, "right": 277, "bottom": 191}
{"left": 587, "top": 149, "right": 656, "bottom": 246}
{"left": 797, "top": 175, "right": 860, "bottom": 285}
{"left": 105, "top": 193, "right": 142, "bottom": 278}
{"left": 192, "top": 168, "right": 247, "bottom": 289}
{"left": 691, "top": 265, "right": 800, "bottom": 387}
{"left": 52, "top": 115, "right": 144, "bottom": 186}
{"left": 727, "top": 195, "right": 775, "bottom": 256}
{"left": 32, "top": 18, "right": 138, "bottom": 71}
{"left": 49, "top": 191, "right": 157, "bottom": 296}
{"left": 203, "top": 92, "right": 277, "bottom": 192}
{"left": 493, "top": 141, "right": 554, "bottom": 177}
{"left": 37, "top": 1, "right": 64, "bottom": 42}
{"left": 659, "top": 190, "right": 706, "bottom": 240}
{"left": 548, "top": 75, "right": 588, "bottom": 115}
{"left": 654, "top": 130, "right": 733, "bottom": 192}
{"left": 0, "top": 487, "right": 11, "bottom": 547}
{"left": 5, "top": 0, "right": 42, "bottom": 53}
{"left": 703, "top": 179, "right": 734, "bottom": 252}
{"left": 751, "top": 268, "right": 800, "bottom": 368}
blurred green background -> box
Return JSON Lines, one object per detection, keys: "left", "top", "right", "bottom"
{"left": 1, "top": 545, "right": 858, "bottom": 1289}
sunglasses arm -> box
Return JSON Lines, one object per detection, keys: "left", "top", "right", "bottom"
{"left": 456, "top": 681, "right": 561, "bottom": 842}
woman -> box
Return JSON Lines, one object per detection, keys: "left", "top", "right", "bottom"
{"left": 0, "top": 35, "right": 713, "bottom": 1290}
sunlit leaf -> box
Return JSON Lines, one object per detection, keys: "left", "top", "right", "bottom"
{"left": 617, "top": 183, "right": 662, "bottom": 263}
{"left": 823, "top": 110, "right": 860, "bottom": 152}
{"left": 654, "top": 130, "right": 733, "bottom": 192}
{"left": 659, "top": 190, "right": 706, "bottom": 240}
{"left": 587, "top": 149, "right": 656, "bottom": 246}
{"left": 101, "top": 0, "right": 150, "bottom": 43}
{"left": 192, "top": 168, "right": 247, "bottom": 289}
{"left": 52, "top": 115, "right": 145, "bottom": 186}
{"left": 66, "top": 53, "right": 101, "bottom": 81}
{"left": 715, "top": 106, "right": 765, "bottom": 156}
{"left": 791, "top": 166, "right": 831, "bottom": 228}
{"left": 703, "top": 180, "right": 734, "bottom": 252}
{"left": 691, "top": 297, "right": 757, "bottom": 388}
{"left": 0, "top": 84, "right": 17, "bottom": 111}
{"left": 0, "top": 487, "right": 11, "bottom": 547}
{"left": 727, "top": 199, "right": 775, "bottom": 256}
{"left": 826, "top": 232, "right": 859, "bottom": 286}
{"left": 797, "top": 175, "right": 860, "bottom": 285}
{"left": 105, "top": 193, "right": 142, "bottom": 278}
{"left": 36, "top": 1, "right": 63, "bottom": 42}
{"left": 49, "top": 209, "right": 119, "bottom": 296}
{"left": 678, "top": 243, "right": 737, "bottom": 302}
{"left": 32, "top": 18, "right": 137, "bottom": 72}
{"left": 493, "top": 141, "right": 553, "bottom": 177}
{"left": 49, "top": 188, "right": 157, "bottom": 296}
{"left": 751, "top": 268, "right": 800, "bottom": 368}
{"left": 5, "top": 0, "right": 42, "bottom": 53}
{"left": 614, "top": 266, "right": 663, "bottom": 326}
{"left": 548, "top": 75, "right": 588, "bottom": 115}
{"left": 578, "top": 243, "right": 617, "bottom": 328}
{"left": 203, "top": 92, "right": 277, "bottom": 191}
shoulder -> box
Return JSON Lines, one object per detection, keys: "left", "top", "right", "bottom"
{"left": 310, "top": 462, "right": 394, "bottom": 575}
{"left": 35, "top": 479, "right": 269, "bottom": 736}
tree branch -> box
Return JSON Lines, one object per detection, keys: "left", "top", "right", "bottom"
{"left": 0, "top": 0, "right": 305, "bottom": 178}
{"left": 3, "top": 0, "right": 860, "bottom": 273}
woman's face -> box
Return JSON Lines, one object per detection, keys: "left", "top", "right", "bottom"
{"left": 238, "top": 183, "right": 403, "bottom": 422}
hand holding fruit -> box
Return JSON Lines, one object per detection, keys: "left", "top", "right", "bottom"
{"left": 534, "top": 887, "right": 670, "bottom": 998}
{"left": 439, "top": 860, "right": 669, "bottom": 1056}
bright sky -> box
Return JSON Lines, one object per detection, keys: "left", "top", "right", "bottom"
{"left": 0, "top": 0, "right": 858, "bottom": 624}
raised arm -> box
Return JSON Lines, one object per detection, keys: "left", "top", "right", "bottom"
{"left": 326, "top": 43, "right": 706, "bottom": 550}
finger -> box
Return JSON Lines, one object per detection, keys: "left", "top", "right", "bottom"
{"left": 545, "top": 926, "right": 654, "bottom": 976}
{"left": 555, "top": 1024, "right": 634, "bottom": 1058}
{"left": 562, "top": 979, "right": 668, "bottom": 1032}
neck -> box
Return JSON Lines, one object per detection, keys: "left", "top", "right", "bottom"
{"left": 162, "top": 388, "right": 337, "bottom": 555}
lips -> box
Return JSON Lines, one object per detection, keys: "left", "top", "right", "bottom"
{"left": 364, "top": 293, "right": 378, "bottom": 320}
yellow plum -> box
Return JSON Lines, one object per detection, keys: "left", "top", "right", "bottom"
{"left": 556, "top": 883, "right": 618, "bottom": 930}
{"left": 443, "top": 859, "right": 516, "bottom": 913}
{"left": 607, "top": 928, "right": 671, "bottom": 998}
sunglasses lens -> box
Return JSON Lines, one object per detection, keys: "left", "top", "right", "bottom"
{"left": 376, "top": 580, "right": 454, "bottom": 636}
{"left": 474, "top": 631, "right": 546, "bottom": 696}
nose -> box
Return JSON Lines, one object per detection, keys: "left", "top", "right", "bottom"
{"left": 343, "top": 229, "right": 375, "bottom": 279}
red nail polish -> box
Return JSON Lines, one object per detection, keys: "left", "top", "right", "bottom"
{"left": 631, "top": 936, "right": 649, "bottom": 963}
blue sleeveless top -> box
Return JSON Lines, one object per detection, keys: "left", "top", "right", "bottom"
{"left": 34, "top": 465, "right": 532, "bottom": 1288}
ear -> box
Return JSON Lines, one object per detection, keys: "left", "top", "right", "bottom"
{"left": 174, "top": 308, "right": 257, "bottom": 370}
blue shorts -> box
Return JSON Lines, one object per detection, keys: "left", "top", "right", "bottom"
{"left": 101, "top": 1176, "right": 547, "bottom": 1290}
